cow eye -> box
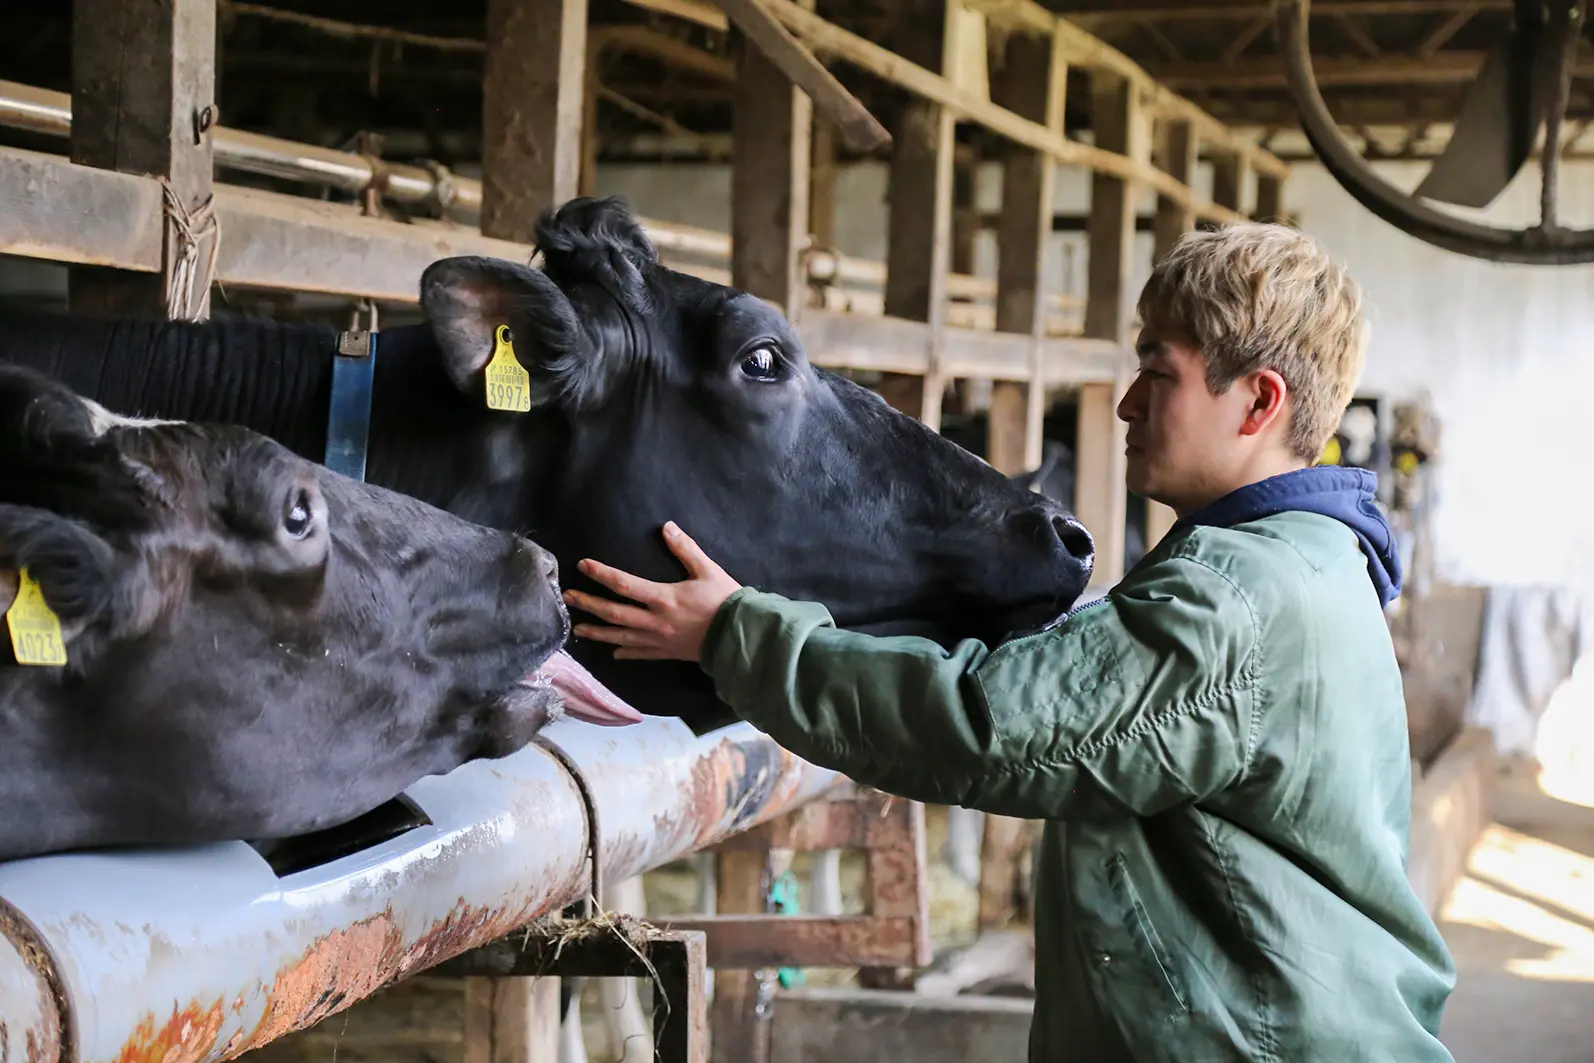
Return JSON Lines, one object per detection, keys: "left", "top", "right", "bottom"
{"left": 284, "top": 490, "right": 313, "bottom": 539}
{"left": 739, "top": 346, "right": 781, "bottom": 381}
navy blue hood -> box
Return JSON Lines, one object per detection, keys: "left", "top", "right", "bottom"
{"left": 1177, "top": 466, "right": 1403, "bottom": 607}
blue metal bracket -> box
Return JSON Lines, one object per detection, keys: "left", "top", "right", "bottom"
{"left": 326, "top": 329, "right": 378, "bottom": 482}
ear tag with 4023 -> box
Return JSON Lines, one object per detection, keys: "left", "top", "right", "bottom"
{"left": 485, "top": 324, "right": 532, "bottom": 413}
{"left": 7, "top": 567, "right": 67, "bottom": 667}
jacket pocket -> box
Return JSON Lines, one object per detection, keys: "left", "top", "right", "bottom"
{"left": 1083, "top": 852, "right": 1191, "bottom": 1025}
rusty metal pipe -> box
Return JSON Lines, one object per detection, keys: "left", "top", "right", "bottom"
{"left": 0, "top": 718, "right": 840, "bottom": 1063}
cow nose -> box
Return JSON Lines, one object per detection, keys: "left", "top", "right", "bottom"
{"left": 1015, "top": 503, "right": 1095, "bottom": 567}
{"left": 1052, "top": 515, "right": 1095, "bottom": 565}
{"left": 524, "top": 544, "right": 558, "bottom": 586}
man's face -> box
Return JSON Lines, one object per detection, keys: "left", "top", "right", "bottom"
{"left": 1117, "top": 326, "right": 1258, "bottom": 515}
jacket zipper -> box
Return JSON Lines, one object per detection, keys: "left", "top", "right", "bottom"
{"left": 996, "top": 593, "right": 1111, "bottom": 654}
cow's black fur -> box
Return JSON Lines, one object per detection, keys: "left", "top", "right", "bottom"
{"left": 0, "top": 196, "right": 1093, "bottom": 732}
{"left": 0, "top": 366, "right": 569, "bottom": 861}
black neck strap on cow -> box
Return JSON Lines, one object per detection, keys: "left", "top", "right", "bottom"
{"left": 326, "top": 329, "right": 379, "bottom": 482}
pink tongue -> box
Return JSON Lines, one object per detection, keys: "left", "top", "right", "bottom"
{"left": 536, "top": 650, "right": 646, "bottom": 727}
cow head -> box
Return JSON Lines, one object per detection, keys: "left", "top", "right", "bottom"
{"left": 0, "top": 365, "right": 623, "bottom": 855}
{"left": 419, "top": 197, "right": 1094, "bottom": 729}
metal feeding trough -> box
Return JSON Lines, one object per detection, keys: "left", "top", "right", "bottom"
{"left": 0, "top": 716, "right": 842, "bottom": 1063}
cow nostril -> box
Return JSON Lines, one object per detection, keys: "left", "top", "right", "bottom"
{"left": 528, "top": 546, "right": 558, "bottom": 584}
{"left": 1052, "top": 516, "right": 1094, "bottom": 563}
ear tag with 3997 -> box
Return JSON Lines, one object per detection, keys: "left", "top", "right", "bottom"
{"left": 6, "top": 568, "right": 67, "bottom": 667}
{"left": 485, "top": 324, "right": 532, "bottom": 414}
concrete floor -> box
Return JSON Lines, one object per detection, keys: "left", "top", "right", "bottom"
{"left": 1438, "top": 758, "right": 1594, "bottom": 1063}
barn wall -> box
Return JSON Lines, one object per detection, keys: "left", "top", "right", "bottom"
{"left": 596, "top": 157, "right": 1594, "bottom": 595}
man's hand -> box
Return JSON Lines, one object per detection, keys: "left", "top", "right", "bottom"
{"left": 564, "top": 521, "right": 742, "bottom": 663}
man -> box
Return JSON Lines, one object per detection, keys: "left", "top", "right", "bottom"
{"left": 564, "top": 222, "right": 1457, "bottom": 1061}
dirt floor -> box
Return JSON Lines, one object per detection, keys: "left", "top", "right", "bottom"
{"left": 1437, "top": 756, "right": 1594, "bottom": 1063}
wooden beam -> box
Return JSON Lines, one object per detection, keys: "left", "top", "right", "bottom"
{"left": 763, "top": 0, "right": 1252, "bottom": 223}
{"left": 1051, "top": 0, "right": 1508, "bottom": 17}
{"left": 710, "top": 850, "right": 775, "bottom": 1063}
{"left": 0, "top": 149, "right": 1131, "bottom": 388}
{"left": 1146, "top": 52, "right": 1594, "bottom": 90}
{"left": 956, "top": 0, "right": 1290, "bottom": 179}
{"left": 591, "top": 25, "right": 737, "bottom": 81}
{"left": 618, "top": 0, "right": 729, "bottom": 30}
{"left": 656, "top": 916, "right": 922, "bottom": 968}
{"left": 1077, "top": 72, "right": 1141, "bottom": 588}
{"left": 1418, "top": 6, "right": 1480, "bottom": 58}
{"left": 710, "top": 0, "right": 890, "bottom": 153}
{"left": 481, "top": 0, "right": 587, "bottom": 240}
{"left": 732, "top": 3, "right": 813, "bottom": 322}
{"left": 69, "top": 0, "right": 216, "bottom": 320}
{"left": 768, "top": 988, "right": 1032, "bottom": 1063}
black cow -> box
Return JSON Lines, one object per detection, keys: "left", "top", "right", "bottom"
{"left": 0, "top": 196, "right": 1093, "bottom": 733}
{"left": 0, "top": 365, "right": 637, "bottom": 862}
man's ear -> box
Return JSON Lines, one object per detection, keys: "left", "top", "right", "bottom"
{"left": 419, "top": 256, "right": 594, "bottom": 407}
{"left": 0, "top": 505, "right": 120, "bottom": 644}
{"left": 1237, "top": 368, "right": 1290, "bottom": 437}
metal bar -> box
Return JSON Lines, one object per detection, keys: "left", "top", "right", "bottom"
{"left": 0, "top": 716, "right": 841, "bottom": 1063}
{"left": 0, "top": 80, "right": 470, "bottom": 212}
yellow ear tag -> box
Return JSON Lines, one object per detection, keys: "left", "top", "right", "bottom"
{"left": 484, "top": 324, "right": 532, "bottom": 413}
{"left": 6, "top": 568, "right": 67, "bottom": 667}
{"left": 1319, "top": 437, "right": 1342, "bottom": 466}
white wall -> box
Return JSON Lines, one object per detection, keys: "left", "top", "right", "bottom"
{"left": 595, "top": 157, "right": 1594, "bottom": 594}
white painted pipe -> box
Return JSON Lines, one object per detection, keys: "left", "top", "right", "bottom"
{"left": 809, "top": 848, "right": 844, "bottom": 916}
{"left": 945, "top": 806, "right": 985, "bottom": 887}
{"left": 0, "top": 717, "right": 842, "bottom": 1063}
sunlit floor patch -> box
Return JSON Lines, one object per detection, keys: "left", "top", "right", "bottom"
{"left": 1438, "top": 764, "right": 1594, "bottom": 1063}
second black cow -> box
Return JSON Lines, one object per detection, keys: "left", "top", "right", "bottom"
{"left": 1, "top": 196, "right": 1094, "bottom": 732}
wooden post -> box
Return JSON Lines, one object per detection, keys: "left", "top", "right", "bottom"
{"left": 471, "top": 1, "right": 589, "bottom": 1054}
{"left": 989, "top": 29, "right": 1066, "bottom": 478}
{"left": 810, "top": 115, "right": 838, "bottom": 251}
{"left": 974, "top": 29, "right": 1069, "bottom": 931}
{"left": 1077, "top": 73, "right": 1145, "bottom": 589}
{"left": 716, "top": 15, "right": 816, "bottom": 1060}
{"left": 69, "top": 0, "right": 216, "bottom": 320}
{"left": 482, "top": 0, "right": 588, "bottom": 242}
{"left": 709, "top": 850, "right": 772, "bottom": 1063}
{"left": 1255, "top": 173, "right": 1285, "bottom": 224}
{"left": 731, "top": 6, "right": 813, "bottom": 318}
{"left": 464, "top": 977, "right": 561, "bottom": 1063}
{"left": 878, "top": 0, "right": 959, "bottom": 430}
{"left": 1141, "top": 117, "right": 1198, "bottom": 550}
{"left": 579, "top": 37, "right": 603, "bottom": 198}
{"left": 1152, "top": 119, "right": 1196, "bottom": 262}
{"left": 1210, "top": 150, "right": 1248, "bottom": 219}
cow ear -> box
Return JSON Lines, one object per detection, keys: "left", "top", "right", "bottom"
{"left": 0, "top": 367, "right": 152, "bottom": 530}
{"left": 0, "top": 505, "right": 121, "bottom": 660}
{"left": 420, "top": 256, "right": 593, "bottom": 407}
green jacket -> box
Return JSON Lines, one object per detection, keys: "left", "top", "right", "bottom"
{"left": 700, "top": 487, "right": 1456, "bottom": 1061}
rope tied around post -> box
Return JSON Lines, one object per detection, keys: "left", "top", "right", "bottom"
{"left": 159, "top": 177, "right": 220, "bottom": 322}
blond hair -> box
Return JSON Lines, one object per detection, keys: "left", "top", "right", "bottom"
{"left": 1136, "top": 222, "right": 1368, "bottom": 460}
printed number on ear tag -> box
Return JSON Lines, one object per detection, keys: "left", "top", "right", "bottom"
{"left": 6, "top": 568, "right": 67, "bottom": 667}
{"left": 485, "top": 324, "right": 532, "bottom": 414}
